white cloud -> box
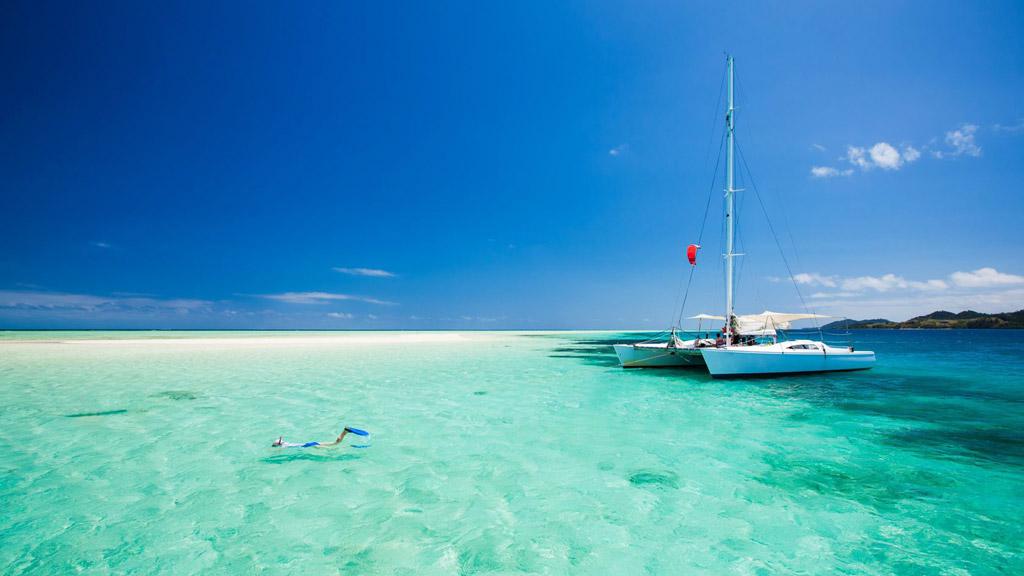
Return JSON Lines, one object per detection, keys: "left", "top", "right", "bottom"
{"left": 845, "top": 142, "right": 909, "bottom": 171}
{"left": 816, "top": 124, "right": 982, "bottom": 178}
{"left": 846, "top": 146, "right": 871, "bottom": 169}
{"left": 792, "top": 273, "right": 838, "bottom": 287}
{"left": 451, "top": 314, "right": 503, "bottom": 323}
{"left": 950, "top": 267, "right": 1024, "bottom": 288}
{"left": 934, "top": 124, "right": 981, "bottom": 158}
{"left": 994, "top": 119, "right": 1024, "bottom": 134}
{"left": 799, "top": 267, "right": 1024, "bottom": 296}
{"left": 810, "top": 291, "right": 861, "bottom": 299}
{"left": 811, "top": 143, "right": 827, "bottom": 151}
{"left": 333, "top": 267, "right": 395, "bottom": 278}
{"left": 811, "top": 289, "right": 1024, "bottom": 322}
{"left": 608, "top": 144, "right": 628, "bottom": 156}
{"left": 810, "top": 166, "right": 852, "bottom": 178}
{"left": 0, "top": 290, "right": 210, "bottom": 312}
{"left": 869, "top": 142, "right": 902, "bottom": 170}
{"left": 90, "top": 241, "right": 112, "bottom": 249}
{"left": 794, "top": 266, "right": 1024, "bottom": 317}
{"left": 259, "top": 292, "right": 395, "bottom": 305}
{"left": 840, "top": 274, "right": 948, "bottom": 292}
{"left": 792, "top": 272, "right": 948, "bottom": 294}
{"left": 791, "top": 271, "right": 948, "bottom": 293}
{"left": 902, "top": 145, "right": 921, "bottom": 163}
{"left": 794, "top": 267, "right": 1024, "bottom": 319}
{"left": 326, "top": 312, "right": 354, "bottom": 319}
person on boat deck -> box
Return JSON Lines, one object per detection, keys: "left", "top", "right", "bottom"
{"left": 272, "top": 428, "right": 349, "bottom": 448}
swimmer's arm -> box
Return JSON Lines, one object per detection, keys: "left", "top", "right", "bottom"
{"left": 314, "top": 430, "right": 349, "bottom": 448}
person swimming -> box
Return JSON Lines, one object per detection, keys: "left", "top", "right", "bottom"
{"left": 272, "top": 427, "right": 351, "bottom": 449}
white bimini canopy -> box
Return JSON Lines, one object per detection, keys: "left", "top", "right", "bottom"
{"left": 688, "top": 313, "right": 726, "bottom": 321}
{"left": 736, "top": 310, "right": 830, "bottom": 336}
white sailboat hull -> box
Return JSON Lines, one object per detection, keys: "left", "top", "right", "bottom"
{"left": 700, "top": 341, "right": 874, "bottom": 378}
{"left": 613, "top": 342, "right": 707, "bottom": 368}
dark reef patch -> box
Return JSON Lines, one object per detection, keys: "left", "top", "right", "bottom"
{"left": 766, "top": 372, "right": 1024, "bottom": 468}
{"left": 628, "top": 469, "right": 679, "bottom": 489}
{"left": 757, "top": 452, "right": 958, "bottom": 511}
{"left": 65, "top": 409, "right": 129, "bottom": 418}
{"left": 153, "top": 390, "right": 198, "bottom": 401}
{"left": 883, "top": 425, "right": 1024, "bottom": 466}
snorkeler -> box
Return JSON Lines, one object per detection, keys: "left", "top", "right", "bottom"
{"left": 271, "top": 426, "right": 371, "bottom": 449}
{"left": 272, "top": 427, "right": 350, "bottom": 449}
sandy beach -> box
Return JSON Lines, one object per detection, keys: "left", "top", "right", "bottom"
{"left": 0, "top": 331, "right": 475, "bottom": 348}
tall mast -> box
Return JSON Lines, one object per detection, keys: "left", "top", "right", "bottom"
{"left": 725, "top": 55, "right": 736, "bottom": 346}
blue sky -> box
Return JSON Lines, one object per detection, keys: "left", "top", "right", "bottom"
{"left": 2, "top": 1, "right": 1023, "bottom": 329}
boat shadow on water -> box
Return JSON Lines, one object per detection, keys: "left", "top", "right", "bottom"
{"left": 548, "top": 349, "right": 621, "bottom": 368}
{"left": 545, "top": 333, "right": 693, "bottom": 370}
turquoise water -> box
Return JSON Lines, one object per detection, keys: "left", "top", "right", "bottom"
{"left": 1, "top": 330, "right": 1022, "bottom": 574}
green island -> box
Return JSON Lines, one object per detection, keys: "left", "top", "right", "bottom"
{"left": 821, "top": 310, "right": 1024, "bottom": 330}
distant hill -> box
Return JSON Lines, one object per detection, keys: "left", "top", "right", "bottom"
{"left": 820, "top": 318, "right": 893, "bottom": 330}
{"left": 821, "top": 310, "right": 1024, "bottom": 330}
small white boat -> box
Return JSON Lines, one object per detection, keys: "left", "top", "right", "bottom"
{"left": 613, "top": 329, "right": 715, "bottom": 368}
{"left": 613, "top": 313, "right": 722, "bottom": 368}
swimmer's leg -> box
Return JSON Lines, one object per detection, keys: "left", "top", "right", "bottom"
{"left": 315, "top": 429, "right": 348, "bottom": 448}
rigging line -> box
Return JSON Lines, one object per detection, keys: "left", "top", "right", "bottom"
{"left": 733, "top": 162, "right": 745, "bottom": 292}
{"left": 668, "top": 63, "right": 727, "bottom": 329}
{"left": 637, "top": 329, "right": 673, "bottom": 346}
{"left": 701, "top": 64, "right": 729, "bottom": 179}
{"left": 734, "top": 137, "right": 823, "bottom": 338}
{"left": 734, "top": 164, "right": 757, "bottom": 315}
{"left": 734, "top": 239, "right": 747, "bottom": 309}
{"left": 673, "top": 267, "right": 697, "bottom": 328}
{"left": 741, "top": 181, "right": 761, "bottom": 316}
{"left": 667, "top": 254, "right": 687, "bottom": 325}
{"left": 698, "top": 128, "right": 727, "bottom": 245}
{"left": 737, "top": 164, "right": 765, "bottom": 315}
{"left": 675, "top": 127, "right": 727, "bottom": 327}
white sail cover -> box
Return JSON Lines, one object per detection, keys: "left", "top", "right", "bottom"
{"left": 736, "top": 311, "right": 830, "bottom": 336}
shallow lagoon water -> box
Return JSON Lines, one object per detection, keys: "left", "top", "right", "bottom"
{"left": 1, "top": 330, "right": 1022, "bottom": 574}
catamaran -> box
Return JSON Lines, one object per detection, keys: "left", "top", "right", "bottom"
{"left": 612, "top": 314, "right": 721, "bottom": 368}
{"left": 698, "top": 56, "right": 875, "bottom": 377}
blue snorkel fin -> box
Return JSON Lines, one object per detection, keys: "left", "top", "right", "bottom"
{"left": 344, "top": 426, "right": 371, "bottom": 448}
